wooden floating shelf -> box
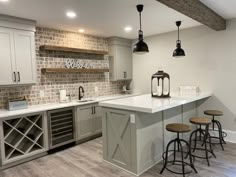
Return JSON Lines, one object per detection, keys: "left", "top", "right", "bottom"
{"left": 39, "top": 45, "right": 109, "bottom": 55}
{"left": 41, "top": 68, "right": 109, "bottom": 74}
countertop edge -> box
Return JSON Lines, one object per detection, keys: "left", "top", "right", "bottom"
{"left": 0, "top": 94, "right": 137, "bottom": 119}
{"left": 99, "top": 93, "right": 212, "bottom": 113}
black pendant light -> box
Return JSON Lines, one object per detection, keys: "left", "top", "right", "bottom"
{"left": 133, "top": 4, "right": 149, "bottom": 54}
{"left": 173, "top": 21, "right": 185, "bottom": 57}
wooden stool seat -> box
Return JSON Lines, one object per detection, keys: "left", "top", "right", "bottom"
{"left": 166, "top": 123, "right": 191, "bottom": 133}
{"left": 161, "top": 123, "right": 197, "bottom": 175}
{"left": 204, "top": 110, "right": 223, "bottom": 116}
{"left": 190, "top": 117, "right": 211, "bottom": 125}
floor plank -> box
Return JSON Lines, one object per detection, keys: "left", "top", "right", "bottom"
{"left": 1, "top": 138, "right": 236, "bottom": 177}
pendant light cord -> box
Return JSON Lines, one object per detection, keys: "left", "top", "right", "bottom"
{"left": 178, "top": 26, "right": 179, "bottom": 41}
{"left": 139, "top": 12, "right": 142, "bottom": 31}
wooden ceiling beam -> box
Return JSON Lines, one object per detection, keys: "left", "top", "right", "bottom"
{"left": 156, "top": 0, "right": 226, "bottom": 31}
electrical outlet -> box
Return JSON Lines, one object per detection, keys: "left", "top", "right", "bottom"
{"left": 130, "top": 114, "right": 135, "bottom": 123}
{"left": 95, "top": 86, "right": 98, "bottom": 93}
{"left": 39, "top": 90, "right": 45, "bottom": 98}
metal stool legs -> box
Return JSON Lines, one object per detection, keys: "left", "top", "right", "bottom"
{"left": 160, "top": 132, "right": 197, "bottom": 177}
{"left": 210, "top": 116, "right": 227, "bottom": 150}
{"left": 190, "top": 124, "right": 216, "bottom": 166}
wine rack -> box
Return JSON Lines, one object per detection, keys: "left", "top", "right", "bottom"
{"left": 48, "top": 107, "right": 75, "bottom": 149}
{"left": 1, "top": 113, "right": 46, "bottom": 164}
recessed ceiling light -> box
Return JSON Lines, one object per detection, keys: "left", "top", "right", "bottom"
{"left": 124, "top": 26, "right": 133, "bottom": 32}
{"left": 66, "top": 11, "right": 77, "bottom": 18}
{"left": 0, "top": 0, "right": 9, "bottom": 2}
{"left": 78, "top": 29, "right": 85, "bottom": 33}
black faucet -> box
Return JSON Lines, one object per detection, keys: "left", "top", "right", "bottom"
{"left": 78, "top": 86, "right": 84, "bottom": 100}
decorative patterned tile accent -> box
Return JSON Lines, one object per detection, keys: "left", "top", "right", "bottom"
{"left": 0, "top": 27, "right": 126, "bottom": 109}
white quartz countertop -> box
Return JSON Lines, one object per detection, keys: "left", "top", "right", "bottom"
{"left": 0, "top": 94, "right": 136, "bottom": 119}
{"left": 99, "top": 92, "right": 212, "bottom": 113}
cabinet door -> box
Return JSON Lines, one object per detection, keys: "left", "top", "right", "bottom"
{"left": 94, "top": 105, "right": 102, "bottom": 134}
{"left": 108, "top": 46, "right": 116, "bottom": 81}
{"left": 116, "top": 45, "right": 132, "bottom": 80}
{"left": 14, "top": 30, "right": 36, "bottom": 84}
{"left": 0, "top": 27, "right": 16, "bottom": 85}
{"left": 77, "top": 105, "right": 94, "bottom": 140}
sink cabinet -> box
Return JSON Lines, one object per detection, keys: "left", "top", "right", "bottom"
{"left": 76, "top": 103, "right": 102, "bottom": 140}
{"left": 0, "top": 112, "right": 48, "bottom": 166}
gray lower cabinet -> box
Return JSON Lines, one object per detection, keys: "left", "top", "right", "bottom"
{"left": 94, "top": 105, "right": 102, "bottom": 134}
{"left": 102, "top": 108, "right": 137, "bottom": 173}
{"left": 0, "top": 112, "right": 48, "bottom": 166}
{"left": 76, "top": 103, "right": 102, "bottom": 140}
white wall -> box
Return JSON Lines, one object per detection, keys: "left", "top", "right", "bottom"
{"left": 132, "top": 19, "right": 236, "bottom": 131}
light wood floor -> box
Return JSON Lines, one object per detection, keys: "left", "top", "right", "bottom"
{"left": 1, "top": 138, "right": 236, "bottom": 177}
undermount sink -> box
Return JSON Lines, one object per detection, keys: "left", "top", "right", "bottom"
{"left": 77, "top": 99, "right": 94, "bottom": 103}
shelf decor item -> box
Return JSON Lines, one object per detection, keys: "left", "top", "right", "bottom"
{"left": 7, "top": 97, "right": 28, "bottom": 111}
{"left": 65, "top": 59, "right": 94, "bottom": 69}
{"left": 133, "top": 4, "right": 149, "bottom": 54}
{"left": 173, "top": 21, "right": 185, "bottom": 57}
{"left": 151, "top": 70, "right": 170, "bottom": 98}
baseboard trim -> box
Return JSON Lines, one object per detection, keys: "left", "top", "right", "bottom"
{"left": 224, "top": 130, "right": 236, "bottom": 144}
{"left": 103, "top": 160, "right": 138, "bottom": 176}
{"left": 104, "top": 157, "right": 163, "bottom": 176}
{"left": 137, "top": 158, "right": 163, "bottom": 176}
{"left": 0, "top": 152, "right": 48, "bottom": 170}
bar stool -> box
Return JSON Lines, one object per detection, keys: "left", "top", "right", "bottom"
{"left": 204, "top": 110, "right": 226, "bottom": 150}
{"left": 189, "top": 117, "right": 216, "bottom": 166}
{"left": 160, "top": 123, "right": 197, "bottom": 177}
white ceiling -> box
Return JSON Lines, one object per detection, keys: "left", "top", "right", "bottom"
{"left": 0, "top": 0, "right": 235, "bottom": 39}
{"left": 200, "top": 0, "right": 236, "bottom": 19}
{"left": 0, "top": 0, "right": 202, "bottom": 38}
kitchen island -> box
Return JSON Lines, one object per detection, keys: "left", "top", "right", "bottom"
{"left": 99, "top": 93, "right": 211, "bottom": 176}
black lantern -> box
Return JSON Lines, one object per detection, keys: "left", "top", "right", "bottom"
{"left": 151, "top": 70, "right": 170, "bottom": 98}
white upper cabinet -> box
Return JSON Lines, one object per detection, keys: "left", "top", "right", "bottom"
{"left": 0, "top": 15, "right": 36, "bottom": 86}
{"left": 0, "top": 28, "right": 15, "bottom": 85}
{"left": 108, "top": 37, "right": 132, "bottom": 81}
{"left": 14, "top": 30, "right": 36, "bottom": 84}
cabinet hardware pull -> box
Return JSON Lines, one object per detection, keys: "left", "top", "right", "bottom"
{"left": 92, "top": 107, "right": 94, "bottom": 114}
{"left": 13, "top": 72, "right": 16, "bottom": 82}
{"left": 17, "top": 72, "right": 20, "bottom": 82}
{"left": 124, "top": 72, "right": 127, "bottom": 79}
{"left": 94, "top": 107, "right": 96, "bottom": 114}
